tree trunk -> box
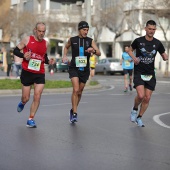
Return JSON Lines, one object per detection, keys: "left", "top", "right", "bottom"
{"left": 164, "top": 42, "right": 170, "bottom": 77}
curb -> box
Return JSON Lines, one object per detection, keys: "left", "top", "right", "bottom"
{"left": 0, "top": 84, "right": 103, "bottom": 95}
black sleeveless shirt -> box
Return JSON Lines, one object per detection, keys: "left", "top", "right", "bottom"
{"left": 69, "top": 36, "right": 93, "bottom": 69}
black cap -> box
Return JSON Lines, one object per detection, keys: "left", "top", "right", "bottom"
{"left": 78, "top": 21, "right": 89, "bottom": 30}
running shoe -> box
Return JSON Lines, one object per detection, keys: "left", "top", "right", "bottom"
{"left": 130, "top": 109, "right": 137, "bottom": 122}
{"left": 129, "top": 84, "right": 132, "bottom": 91}
{"left": 69, "top": 109, "right": 73, "bottom": 123}
{"left": 26, "top": 119, "right": 37, "bottom": 128}
{"left": 72, "top": 113, "right": 78, "bottom": 122}
{"left": 124, "top": 88, "right": 128, "bottom": 92}
{"left": 17, "top": 101, "right": 25, "bottom": 112}
{"left": 69, "top": 109, "right": 78, "bottom": 123}
{"left": 136, "top": 117, "right": 145, "bottom": 127}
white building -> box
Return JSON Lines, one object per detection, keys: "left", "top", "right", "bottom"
{"left": 10, "top": 0, "right": 85, "bottom": 56}
{"left": 96, "top": 0, "right": 170, "bottom": 74}
{"left": 10, "top": 0, "right": 170, "bottom": 74}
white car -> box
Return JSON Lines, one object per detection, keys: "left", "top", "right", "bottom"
{"left": 95, "top": 58, "right": 123, "bottom": 75}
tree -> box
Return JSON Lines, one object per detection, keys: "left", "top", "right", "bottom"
{"left": 99, "top": 0, "right": 130, "bottom": 57}
{"left": 143, "top": 0, "right": 170, "bottom": 76}
{"left": 10, "top": 9, "right": 37, "bottom": 46}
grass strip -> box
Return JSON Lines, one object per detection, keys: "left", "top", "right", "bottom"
{"left": 0, "top": 79, "right": 98, "bottom": 89}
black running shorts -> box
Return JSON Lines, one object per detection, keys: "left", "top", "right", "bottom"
{"left": 133, "top": 74, "right": 156, "bottom": 91}
{"left": 68, "top": 67, "right": 90, "bottom": 84}
{"left": 123, "top": 69, "right": 133, "bottom": 76}
{"left": 20, "top": 69, "right": 45, "bottom": 86}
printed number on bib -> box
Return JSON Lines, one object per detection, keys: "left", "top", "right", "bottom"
{"left": 125, "top": 60, "right": 130, "bottom": 67}
{"left": 75, "top": 56, "right": 87, "bottom": 67}
{"left": 141, "top": 75, "right": 152, "bottom": 81}
{"left": 28, "top": 59, "right": 41, "bottom": 71}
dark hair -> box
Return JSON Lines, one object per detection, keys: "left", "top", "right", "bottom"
{"left": 146, "top": 20, "right": 156, "bottom": 26}
{"left": 78, "top": 21, "right": 89, "bottom": 30}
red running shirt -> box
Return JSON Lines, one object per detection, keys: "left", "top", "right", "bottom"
{"left": 22, "top": 36, "right": 47, "bottom": 74}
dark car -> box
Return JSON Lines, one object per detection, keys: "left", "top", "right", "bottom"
{"left": 95, "top": 58, "right": 123, "bottom": 75}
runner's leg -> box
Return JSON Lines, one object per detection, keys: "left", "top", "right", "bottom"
{"left": 77, "top": 81, "right": 85, "bottom": 106}
{"left": 134, "top": 85, "right": 145, "bottom": 109}
{"left": 124, "top": 73, "right": 128, "bottom": 90}
{"left": 138, "top": 88, "right": 152, "bottom": 116}
{"left": 29, "top": 83, "right": 44, "bottom": 118}
{"left": 21, "top": 85, "right": 31, "bottom": 104}
{"left": 71, "top": 77, "right": 80, "bottom": 113}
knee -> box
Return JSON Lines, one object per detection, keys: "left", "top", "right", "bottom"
{"left": 137, "top": 94, "right": 145, "bottom": 101}
{"left": 143, "top": 95, "right": 151, "bottom": 103}
{"left": 73, "top": 88, "right": 79, "bottom": 95}
{"left": 33, "top": 93, "right": 41, "bottom": 102}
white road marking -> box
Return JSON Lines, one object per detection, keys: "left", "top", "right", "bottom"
{"left": 153, "top": 112, "right": 170, "bottom": 129}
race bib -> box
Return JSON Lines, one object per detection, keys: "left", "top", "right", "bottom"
{"left": 75, "top": 56, "right": 87, "bottom": 67}
{"left": 141, "top": 75, "right": 152, "bottom": 81}
{"left": 28, "top": 59, "right": 41, "bottom": 71}
{"left": 125, "top": 60, "right": 130, "bottom": 67}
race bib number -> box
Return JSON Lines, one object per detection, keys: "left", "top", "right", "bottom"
{"left": 125, "top": 60, "right": 130, "bottom": 67}
{"left": 75, "top": 56, "right": 87, "bottom": 67}
{"left": 28, "top": 59, "right": 41, "bottom": 71}
{"left": 90, "top": 61, "right": 95, "bottom": 65}
{"left": 141, "top": 75, "right": 152, "bottom": 81}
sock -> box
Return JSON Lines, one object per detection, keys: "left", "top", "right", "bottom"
{"left": 133, "top": 107, "right": 138, "bottom": 111}
{"left": 137, "top": 115, "right": 142, "bottom": 119}
{"left": 21, "top": 101, "right": 26, "bottom": 105}
{"left": 29, "top": 115, "right": 34, "bottom": 120}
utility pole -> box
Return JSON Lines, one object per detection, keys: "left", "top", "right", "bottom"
{"left": 85, "top": 0, "right": 95, "bottom": 38}
{"left": 86, "top": 0, "right": 91, "bottom": 27}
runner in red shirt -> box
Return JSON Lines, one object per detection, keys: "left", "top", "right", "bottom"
{"left": 13, "top": 22, "right": 49, "bottom": 128}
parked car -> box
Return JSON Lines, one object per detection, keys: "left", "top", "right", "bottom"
{"left": 95, "top": 58, "right": 123, "bottom": 75}
{"left": 56, "top": 58, "right": 68, "bottom": 72}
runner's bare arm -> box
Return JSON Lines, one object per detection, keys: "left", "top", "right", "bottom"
{"left": 45, "top": 41, "right": 50, "bottom": 64}
{"left": 91, "top": 40, "right": 101, "bottom": 56}
{"left": 161, "top": 52, "right": 168, "bottom": 61}
{"left": 62, "top": 38, "right": 71, "bottom": 62}
{"left": 128, "top": 46, "right": 139, "bottom": 65}
{"left": 17, "top": 36, "right": 30, "bottom": 50}
{"left": 13, "top": 36, "right": 30, "bottom": 59}
{"left": 85, "top": 40, "right": 101, "bottom": 56}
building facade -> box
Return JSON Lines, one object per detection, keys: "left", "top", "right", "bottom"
{"left": 2, "top": 0, "right": 170, "bottom": 73}
{"left": 10, "top": 0, "right": 85, "bottom": 57}
{"left": 97, "top": 0, "right": 170, "bottom": 74}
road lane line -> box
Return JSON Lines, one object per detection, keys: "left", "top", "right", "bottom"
{"left": 153, "top": 112, "right": 170, "bottom": 129}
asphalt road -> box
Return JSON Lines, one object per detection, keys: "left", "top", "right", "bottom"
{"left": 0, "top": 72, "right": 170, "bottom": 170}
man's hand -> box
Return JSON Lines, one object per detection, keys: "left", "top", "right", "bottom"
{"left": 162, "top": 53, "right": 168, "bottom": 61}
{"left": 85, "top": 47, "right": 95, "bottom": 53}
{"left": 133, "top": 57, "right": 140, "bottom": 65}
{"left": 62, "top": 56, "right": 69, "bottom": 64}
{"left": 24, "top": 51, "right": 31, "bottom": 60}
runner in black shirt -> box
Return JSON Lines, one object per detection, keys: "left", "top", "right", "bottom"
{"left": 62, "top": 21, "right": 101, "bottom": 123}
{"left": 128, "top": 20, "right": 168, "bottom": 127}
